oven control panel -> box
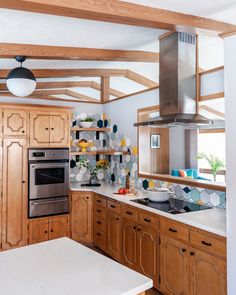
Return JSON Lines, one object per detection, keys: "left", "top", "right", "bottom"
{"left": 28, "top": 148, "right": 69, "bottom": 162}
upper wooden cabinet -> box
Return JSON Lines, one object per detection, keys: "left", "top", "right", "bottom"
{"left": 71, "top": 192, "right": 93, "bottom": 243}
{"left": 1, "top": 138, "right": 28, "bottom": 250}
{"left": 30, "top": 111, "right": 70, "bottom": 147}
{"left": 3, "top": 109, "right": 27, "bottom": 137}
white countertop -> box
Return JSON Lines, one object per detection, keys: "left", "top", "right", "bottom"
{"left": 71, "top": 182, "right": 227, "bottom": 237}
{"left": 0, "top": 238, "right": 152, "bottom": 295}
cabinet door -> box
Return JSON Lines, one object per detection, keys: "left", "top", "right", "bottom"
{"left": 190, "top": 248, "right": 226, "bottom": 295}
{"left": 49, "top": 216, "right": 69, "bottom": 240}
{"left": 28, "top": 219, "right": 49, "bottom": 244}
{"left": 50, "top": 112, "right": 69, "bottom": 147}
{"left": 122, "top": 219, "right": 139, "bottom": 271}
{"left": 107, "top": 211, "right": 122, "bottom": 261}
{"left": 30, "top": 111, "right": 50, "bottom": 147}
{"left": 3, "top": 109, "right": 27, "bottom": 137}
{"left": 138, "top": 225, "right": 159, "bottom": 288}
{"left": 2, "top": 138, "right": 28, "bottom": 250}
{"left": 71, "top": 192, "right": 93, "bottom": 243}
{"left": 160, "top": 235, "right": 189, "bottom": 295}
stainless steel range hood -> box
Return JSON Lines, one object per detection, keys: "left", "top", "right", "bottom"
{"left": 134, "top": 32, "right": 212, "bottom": 128}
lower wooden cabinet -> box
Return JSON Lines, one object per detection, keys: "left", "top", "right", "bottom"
{"left": 160, "top": 235, "right": 189, "bottom": 295}
{"left": 107, "top": 211, "right": 122, "bottom": 261}
{"left": 71, "top": 191, "right": 93, "bottom": 243}
{"left": 189, "top": 248, "right": 226, "bottom": 295}
{"left": 28, "top": 216, "right": 69, "bottom": 244}
{"left": 160, "top": 235, "right": 227, "bottom": 295}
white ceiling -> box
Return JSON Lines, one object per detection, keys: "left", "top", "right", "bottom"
{"left": 124, "top": 0, "right": 236, "bottom": 24}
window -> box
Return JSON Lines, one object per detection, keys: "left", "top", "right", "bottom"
{"left": 198, "top": 129, "right": 226, "bottom": 182}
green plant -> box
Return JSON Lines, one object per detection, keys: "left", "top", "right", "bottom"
{"left": 197, "top": 153, "right": 225, "bottom": 181}
{"left": 80, "top": 117, "right": 94, "bottom": 122}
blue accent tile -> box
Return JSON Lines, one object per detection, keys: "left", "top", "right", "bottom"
{"left": 104, "top": 119, "right": 108, "bottom": 127}
{"left": 111, "top": 174, "right": 115, "bottom": 182}
{"left": 70, "top": 159, "right": 76, "bottom": 169}
{"left": 183, "top": 187, "right": 191, "bottom": 194}
{"left": 143, "top": 179, "right": 149, "bottom": 190}
{"left": 113, "top": 124, "right": 118, "bottom": 133}
{"left": 97, "top": 120, "right": 104, "bottom": 128}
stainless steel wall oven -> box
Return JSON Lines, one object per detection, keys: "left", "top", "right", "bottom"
{"left": 28, "top": 148, "right": 69, "bottom": 218}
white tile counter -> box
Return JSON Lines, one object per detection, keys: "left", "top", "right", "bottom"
{"left": 71, "top": 182, "right": 226, "bottom": 237}
{"left": 0, "top": 238, "right": 152, "bottom": 295}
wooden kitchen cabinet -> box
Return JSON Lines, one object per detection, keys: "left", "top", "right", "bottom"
{"left": 49, "top": 112, "right": 69, "bottom": 147}
{"left": 30, "top": 111, "right": 69, "bottom": 147}
{"left": 2, "top": 138, "right": 28, "bottom": 250}
{"left": 28, "top": 216, "right": 69, "bottom": 244}
{"left": 71, "top": 192, "right": 93, "bottom": 243}
{"left": 189, "top": 248, "right": 226, "bottom": 295}
{"left": 3, "top": 109, "right": 27, "bottom": 137}
{"left": 107, "top": 211, "right": 122, "bottom": 261}
{"left": 160, "top": 235, "right": 189, "bottom": 295}
{"left": 122, "top": 218, "right": 139, "bottom": 271}
{"left": 138, "top": 225, "right": 159, "bottom": 288}
{"left": 28, "top": 219, "right": 49, "bottom": 244}
{"left": 30, "top": 111, "right": 50, "bottom": 146}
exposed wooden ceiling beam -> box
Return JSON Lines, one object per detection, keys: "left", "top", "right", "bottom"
{"left": 0, "top": 43, "right": 159, "bottom": 62}
{"left": 100, "top": 77, "right": 110, "bottom": 103}
{"left": 0, "top": 0, "right": 235, "bottom": 34}
{"left": 0, "top": 68, "right": 129, "bottom": 79}
{"left": 199, "top": 92, "right": 224, "bottom": 102}
{"left": 200, "top": 105, "right": 225, "bottom": 119}
{"left": 126, "top": 70, "right": 159, "bottom": 88}
{"left": 91, "top": 81, "right": 125, "bottom": 97}
{"left": 65, "top": 89, "right": 98, "bottom": 102}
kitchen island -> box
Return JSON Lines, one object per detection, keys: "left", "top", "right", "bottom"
{"left": 0, "top": 238, "right": 152, "bottom": 295}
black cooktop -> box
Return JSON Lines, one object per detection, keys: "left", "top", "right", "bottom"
{"left": 131, "top": 198, "right": 212, "bottom": 215}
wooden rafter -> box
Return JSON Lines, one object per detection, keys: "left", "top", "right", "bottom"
{"left": 100, "top": 77, "right": 110, "bottom": 103}
{"left": 199, "top": 92, "right": 224, "bottom": 102}
{"left": 0, "top": 68, "right": 128, "bottom": 79}
{"left": 126, "top": 70, "right": 159, "bottom": 88}
{"left": 91, "top": 81, "right": 126, "bottom": 97}
{"left": 65, "top": 90, "right": 98, "bottom": 102}
{"left": 200, "top": 105, "right": 225, "bottom": 119}
{"left": 1, "top": 0, "right": 235, "bottom": 34}
{"left": 0, "top": 43, "right": 159, "bottom": 62}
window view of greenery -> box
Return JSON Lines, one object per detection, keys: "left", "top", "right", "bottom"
{"left": 197, "top": 131, "right": 226, "bottom": 182}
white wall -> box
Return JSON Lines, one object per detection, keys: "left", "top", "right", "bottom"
{"left": 224, "top": 35, "right": 236, "bottom": 295}
{"left": 104, "top": 88, "right": 159, "bottom": 145}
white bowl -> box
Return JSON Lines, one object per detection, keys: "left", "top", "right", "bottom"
{"left": 147, "top": 187, "right": 171, "bottom": 202}
{"left": 79, "top": 121, "right": 93, "bottom": 128}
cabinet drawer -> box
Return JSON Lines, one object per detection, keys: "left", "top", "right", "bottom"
{"left": 122, "top": 205, "right": 139, "bottom": 222}
{"left": 94, "top": 194, "right": 107, "bottom": 207}
{"left": 94, "top": 216, "right": 107, "bottom": 232}
{"left": 107, "top": 200, "right": 121, "bottom": 214}
{"left": 190, "top": 230, "right": 226, "bottom": 258}
{"left": 94, "top": 205, "right": 107, "bottom": 219}
{"left": 160, "top": 219, "right": 189, "bottom": 242}
{"left": 139, "top": 211, "right": 159, "bottom": 230}
{"left": 94, "top": 228, "right": 107, "bottom": 252}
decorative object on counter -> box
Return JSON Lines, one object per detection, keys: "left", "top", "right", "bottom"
{"left": 150, "top": 134, "right": 160, "bottom": 149}
{"left": 78, "top": 139, "right": 91, "bottom": 152}
{"left": 79, "top": 117, "right": 94, "bottom": 128}
{"left": 6, "top": 56, "right": 37, "bottom": 97}
{"left": 197, "top": 153, "right": 225, "bottom": 181}
{"left": 146, "top": 187, "right": 172, "bottom": 202}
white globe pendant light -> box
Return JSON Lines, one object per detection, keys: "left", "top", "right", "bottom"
{"left": 6, "top": 56, "right": 36, "bottom": 97}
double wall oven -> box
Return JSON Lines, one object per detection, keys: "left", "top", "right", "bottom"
{"left": 28, "top": 148, "right": 69, "bottom": 218}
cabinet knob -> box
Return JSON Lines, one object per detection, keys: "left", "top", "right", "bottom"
{"left": 86, "top": 197, "right": 89, "bottom": 200}
{"left": 51, "top": 127, "right": 54, "bottom": 130}
{"left": 22, "top": 180, "right": 25, "bottom": 184}
{"left": 111, "top": 205, "right": 116, "bottom": 208}
{"left": 116, "top": 218, "right": 119, "bottom": 221}
{"left": 133, "top": 226, "right": 137, "bottom": 230}
{"left": 45, "top": 127, "right": 49, "bottom": 130}
{"left": 22, "top": 130, "right": 25, "bottom": 133}
{"left": 190, "top": 251, "right": 195, "bottom": 256}
{"left": 137, "top": 228, "right": 141, "bottom": 232}
{"left": 50, "top": 229, "right": 54, "bottom": 233}
{"left": 182, "top": 248, "right": 187, "bottom": 253}
{"left": 45, "top": 230, "right": 48, "bottom": 234}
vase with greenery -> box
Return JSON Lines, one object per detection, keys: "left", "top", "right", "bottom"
{"left": 197, "top": 153, "right": 225, "bottom": 181}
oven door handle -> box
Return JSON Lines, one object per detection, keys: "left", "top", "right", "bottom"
{"left": 30, "top": 163, "right": 69, "bottom": 168}
{"left": 31, "top": 199, "right": 68, "bottom": 205}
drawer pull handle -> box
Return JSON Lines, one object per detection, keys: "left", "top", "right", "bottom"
{"left": 169, "top": 228, "right": 177, "bottom": 233}
{"left": 190, "top": 251, "right": 195, "bottom": 256}
{"left": 97, "top": 209, "right": 102, "bottom": 213}
{"left": 126, "top": 211, "right": 132, "bottom": 215}
{"left": 97, "top": 200, "right": 102, "bottom": 203}
{"left": 97, "top": 221, "right": 102, "bottom": 225}
{"left": 144, "top": 218, "right": 151, "bottom": 223}
{"left": 110, "top": 205, "right": 116, "bottom": 208}
{"left": 202, "top": 240, "right": 212, "bottom": 247}
{"left": 97, "top": 233, "right": 102, "bottom": 237}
